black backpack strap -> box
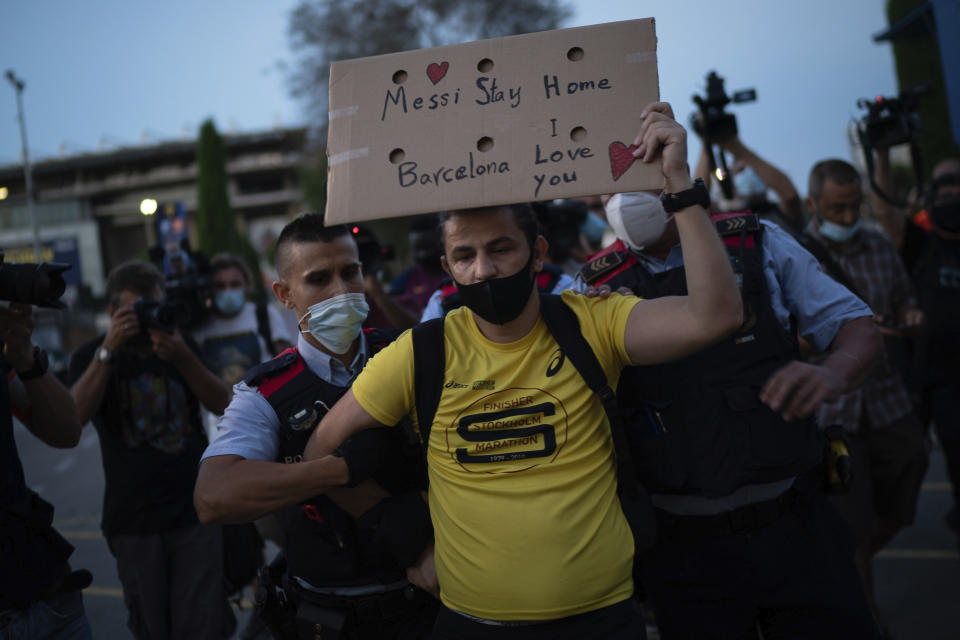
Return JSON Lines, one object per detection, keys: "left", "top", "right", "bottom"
{"left": 411, "top": 318, "right": 445, "bottom": 454}
{"left": 798, "top": 232, "right": 867, "bottom": 302}
{"left": 537, "top": 294, "right": 640, "bottom": 502}
{"left": 255, "top": 299, "right": 276, "bottom": 356}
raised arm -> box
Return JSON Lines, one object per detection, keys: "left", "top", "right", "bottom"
{"left": 623, "top": 103, "right": 743, "bottom": 365}
{"left": 722, "top": 137, "right": 803, "bottom": 227}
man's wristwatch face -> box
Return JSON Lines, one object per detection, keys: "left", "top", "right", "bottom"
{"left": 97, "top": 347, "right": 112, "bottom": 364}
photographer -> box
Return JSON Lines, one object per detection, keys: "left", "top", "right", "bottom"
{"left": 67, "top": 261, "right": 233, "bottom": 640}
{"left": 874, "top": 153, "right": 960, "bottom": 540}
{"left": 1, "top": 302, "right": 91, "bottom": 638}
{"left": 802, "top": 159, "right": 929, "bottom": 628}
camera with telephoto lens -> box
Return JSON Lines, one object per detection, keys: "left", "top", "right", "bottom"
{"left": 856, "top": 84, "right": 929, "bottom": 150}
{"left": 146, "top": 240, "right": 214, "bottom": 330}
{"left": 0, "top": 249, "right": 71, "bottom": 309}
{"left": 690, "top": 70, "right": 756, "bottom": 142}
{"left": 131, "top": 295, "right": 184, "bottom": 336}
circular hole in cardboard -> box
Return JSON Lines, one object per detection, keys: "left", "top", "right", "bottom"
{"left": 476, "top": 136, "right": 494, "bottom": 152}
{"left": 567, "top": 47, "right": 584, "bottom": 62}
{"left": 477, "top": 58, "right": 494, "bottom": 73}
{"left": 570, "top": 126, "right": 587, "bottom": 142}
{"left": 389, "top": 148, "right": 405, "bottom": 164}
{"left": 392, "top": 70, "right": 408, "bottom": 84}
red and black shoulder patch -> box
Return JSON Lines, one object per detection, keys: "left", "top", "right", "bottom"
{"left": 243, "top": 349, "right": 300, "bottom": 389}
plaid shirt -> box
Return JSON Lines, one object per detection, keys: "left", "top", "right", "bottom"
{"left": 804, "top": 222, "right": 917, "bottom": 432}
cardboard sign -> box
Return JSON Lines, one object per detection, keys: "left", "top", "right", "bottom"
{"left": 325, "top": 18, "right": 660, "bottom": 224}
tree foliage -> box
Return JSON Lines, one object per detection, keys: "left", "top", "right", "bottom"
{"left": 194, "top": 119, "right": 265, "bottom": 296}
{"left": 885, "top": 0, "right": 960, "bottom": 178}
{"left": 287, "top": 0, "right": 572, "bottom": 127}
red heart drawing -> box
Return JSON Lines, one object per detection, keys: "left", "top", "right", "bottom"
{"left": 609, "top": 142, "right": 640, "bottom": 181}
{"left": 426, "top": 61, "right": 449, "bottom": 85}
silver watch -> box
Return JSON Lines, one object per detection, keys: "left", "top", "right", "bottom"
{"left": 96, "top": 346, "right": 113, "bottom": 364}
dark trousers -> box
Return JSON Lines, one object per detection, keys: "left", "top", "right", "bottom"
{"left": 931, "top": 383, "right": 960, "bottom": 511}
{"left": 430, "top": 598, "right": 645, "bottom": 640}
{"left": 108, "top": 523, "right": 235, "bottom": 640}
{"left": 642, "top": 487, "right": 880, "bottom": 640}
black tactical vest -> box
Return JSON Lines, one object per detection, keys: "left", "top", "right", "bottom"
{"left": 580, "top": 214, "right": 823, "bottom": 497}
{"left": 243, "top": 329, "right": 426, "bottom": 586}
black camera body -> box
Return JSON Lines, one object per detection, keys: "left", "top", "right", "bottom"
{"left": 691, "top": 71, "right": 756, "bottom": 143}
{"left": 147, "top": 241, "right": 213, "bottom": 330}
{"left": 132, "top": 296, "right": 183, "bottom": 336}
{"left": 0, "top": 249, "right": 71, "bottom": 309}
{"left": 856, "top": 85, "right": 928, "bottom": 151}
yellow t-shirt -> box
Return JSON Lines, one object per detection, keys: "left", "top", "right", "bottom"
{"left": 352, "top": 290, "right": 639, "bottom": 620}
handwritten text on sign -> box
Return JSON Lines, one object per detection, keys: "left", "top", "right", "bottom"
{"left": 325, "top": 19, "right": 660, "bottom": 224}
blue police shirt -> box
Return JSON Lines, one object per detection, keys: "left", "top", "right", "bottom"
{"left": 576, "top": 221, "right": 872, "bottom": 351}
{"left": 200, "top": 332, "right": 367, "bottom": 463}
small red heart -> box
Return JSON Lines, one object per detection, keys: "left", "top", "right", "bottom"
{"left": 609, "top": 141, "right": 640, "bottom": 181}
{"left": 426, "top": 61, "right": 449, "bottom": 85}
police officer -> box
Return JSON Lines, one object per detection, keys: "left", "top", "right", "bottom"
{"left": 579, "top": 191, "right": 884, "bottom": 638}
{"left": 906, "top": 166, "right": 960, "bottom": 537}
{"left": 195, "top": 214, "right": 437, "bottom": 640}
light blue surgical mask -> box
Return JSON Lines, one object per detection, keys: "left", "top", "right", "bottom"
{"left": 214, "top": 289, "right": 246, "bottom": 316}
{"left": 819, "top": 218, "right": 862, "bottom": 243}
{"left": 298, "top": 292, "right": 369, "bottom": 354}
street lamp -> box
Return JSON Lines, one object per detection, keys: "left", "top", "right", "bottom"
{"left": 140, "top": 198, "right": 158, "bottom": 215}
{"left": 4, "top": 70, "right": 41, "bottom": 262}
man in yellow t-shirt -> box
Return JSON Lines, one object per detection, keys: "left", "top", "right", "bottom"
{"left": 305, "top": 102, "right": 744, "bottom": 637}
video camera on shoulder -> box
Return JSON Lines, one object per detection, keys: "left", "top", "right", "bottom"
{"left": 691, "top": 71, "right": 756, "bottom": 143}
{"left": 0, "top": 249, "right": 71, "bottom": 309}
{"left": 146, "top": 239, "right": 213, "bottom": 330}
{"left": 691, "top": 71, "right": 756, "bottom": 200}
{"left": 855, "top": 84, "right": 930, "bottom": 205}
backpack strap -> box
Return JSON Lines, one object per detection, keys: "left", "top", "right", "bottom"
{"left": 411, "top": 318, "right": 445, "bottom": 454}
{"left": 255, "top": 299, "right": 276, "bottom": 356}
{"left": 537, "top": 294, "right": 640, "bottom": 502}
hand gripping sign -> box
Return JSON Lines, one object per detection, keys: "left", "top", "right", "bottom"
{"left": 325, "top": 18, "right": 661, "bottom": 224}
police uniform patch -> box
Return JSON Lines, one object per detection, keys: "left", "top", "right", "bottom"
{"left": 579, "top": 251, "right": 628, "bottom": 285}
{"left": 714, "top": 213, "right": 760, "bottom": 236}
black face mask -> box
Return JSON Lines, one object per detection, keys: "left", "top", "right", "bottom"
{"left": 453, "top": 249, "right": 535, "bottom": 325}
{"left": 931, "top": 202, "right": 960, "bottom": 233}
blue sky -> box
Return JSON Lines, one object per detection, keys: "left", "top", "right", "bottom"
{"left": 1, "top": 0, "right": 898, "bottom": 194}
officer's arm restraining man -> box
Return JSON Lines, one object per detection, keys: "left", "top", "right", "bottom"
{"left": 195, "top": 217, "right": 437, "bottom": 639}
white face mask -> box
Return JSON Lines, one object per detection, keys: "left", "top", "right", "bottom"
{"left": 604, "top": 192, "right": 673, "bottom": 251}
{"left": 298, "top": 292, "right": 369, "bottom": 354}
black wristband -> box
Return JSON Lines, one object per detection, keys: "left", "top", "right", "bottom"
{"left": 333, "top": 427, "right": 394, "bottom": 487}
{"left": 660, "top": 177, "right": 710, "bottom": 213}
